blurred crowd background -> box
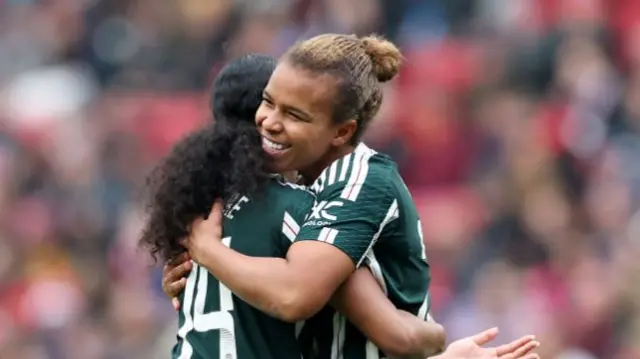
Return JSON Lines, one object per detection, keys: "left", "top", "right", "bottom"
{"left": 2, "top": 0, "right": 640, "bottom": 358}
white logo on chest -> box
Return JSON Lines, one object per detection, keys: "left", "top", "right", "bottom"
{"left": 308, "top": 200, "right": 343, "bottom": 221}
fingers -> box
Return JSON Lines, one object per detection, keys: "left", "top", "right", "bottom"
{"left": 172, "top": 297, "right": 181, "bottom": 311}
{"left": 205, "top": 200, "right": 224, "bottom": 234}
{"left": 188, "top": 200, "right": 223, "bottom": 242}
{"left": 205, "top": 200, "right": 224, "bottom": 227}
{"left": 162, "top": 259, "right": 192, "bottom": 299}
{"left": 167, "top": 251, "right": 190, "bottom": 266}
{"left": 500, "top": 339, "right": 540, "bottom": 359}
{"left": 510, "top": 341, "right": 540, "bottom": 359}
{"left": 172, "top": 297, "right": 181, "bottom": 310}
{"left": 496, "top": 335, "right": 536, "bottom": 357}
{"left": 164, "top": 277, "right": 188, "bottom": 298}
{"left": 165, "top": 259, "right": 193, "bottom": 283}
{"left": 196, "top": 199, "right": 224, "bottom": 240}
{"left": 470, "top": 327, "right": 499, "bottom": 346}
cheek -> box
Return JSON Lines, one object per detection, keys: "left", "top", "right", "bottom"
{"left": 255, "top": 104, "right": 269, "bottom": 126}
{"left": 299, "top": 127, "right": 333, "bottom": 157}
{"left": 289, "top": 123, "right": 321, "bottom": 147}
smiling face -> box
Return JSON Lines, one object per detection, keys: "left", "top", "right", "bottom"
{"left": 255, "top": 60, "right": 356, "bottom": 181}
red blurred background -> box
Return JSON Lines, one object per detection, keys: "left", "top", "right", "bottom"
{"left": 2, "top": 0, "right": 640, "bottom": 358}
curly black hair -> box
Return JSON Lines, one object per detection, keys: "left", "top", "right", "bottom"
{"left": 139, "top": 54, "right": 277, "bottom": 262}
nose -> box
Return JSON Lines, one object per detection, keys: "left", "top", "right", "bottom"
{"left": 259, "top": 112, "right": 284, "bottom": 134}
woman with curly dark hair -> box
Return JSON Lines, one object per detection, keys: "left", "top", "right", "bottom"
{"left": 139, "top": 55, "right": 449, "bottom": 359}
{"left": 140, "top": 54, "right": 316, "bottom": 359}
{"left": 139, "top": 54, "right": 279, "bottom": 263}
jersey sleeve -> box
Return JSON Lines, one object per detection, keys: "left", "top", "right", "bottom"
{"left": 279, "top": 188, "right": 316, "bottom": 251}
{"left": 295, "top": 167, "right": 398, "bottom": 266}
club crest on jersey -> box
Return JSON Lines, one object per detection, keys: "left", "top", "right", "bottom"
{"left": 223, "top": 195, "right": 250, "bottom": 219}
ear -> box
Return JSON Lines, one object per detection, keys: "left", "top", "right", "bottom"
{"left": 331, "top": 119, "right": 357, "bottom": 146}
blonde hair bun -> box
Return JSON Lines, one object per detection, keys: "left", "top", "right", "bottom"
{"left": 360, "top": 35, "right": 402, "bottom": 82}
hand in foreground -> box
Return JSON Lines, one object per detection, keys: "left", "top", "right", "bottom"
{"left": 162, "top": 252, "right": 192, "bottom": 310}
{"left": 434, "top": 328, "right": 539, "bottom": 359}
{"left": 181, "top": 200, "right": 224, "bottom": 265}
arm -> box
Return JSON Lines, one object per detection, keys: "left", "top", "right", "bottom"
{"left": 194, "top": 232, "right": 355, "bottom": 322}
{"left": 331, "top": 267, "right": 445, "bottom": 359}
{"left": 186, "top": 171, "right": 395, "bottom": 322}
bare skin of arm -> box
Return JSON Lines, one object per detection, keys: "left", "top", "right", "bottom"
{"left": 162, "top": 259, "right": 540, "bottom": 359}
{"left": 331, "top": 267, "right": 445, "bottom": 359}
{"left": 191, "top": 237, "right": 354, "bottom": 322}
{"left": 183, "top": 201, "right": 359, "bottom": 322}
{"left": 163, "top": 256, "right": 444, "bottom": 358}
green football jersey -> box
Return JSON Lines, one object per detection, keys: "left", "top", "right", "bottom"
{"left": 172, "top": 178, "right": 315, "bottom": 359}
{"left": 296, "top": 143, "right": 431, "bottom": 359}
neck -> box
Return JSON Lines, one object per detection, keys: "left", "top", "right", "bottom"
{"left": 300, "top": 144, "right": 356, "bottom": 185}
{"left": 280, "top": 171, "right": 299, "bottom": 183}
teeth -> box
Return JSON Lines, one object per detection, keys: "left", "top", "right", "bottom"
{"left": 263, "top": 137, "right": 288, "bottom": 150}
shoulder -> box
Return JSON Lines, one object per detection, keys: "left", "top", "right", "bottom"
{"left": 268, "top": 176, "right": 316, "bottom": 200}
{"left": 267, "top": 176, "right": 315, "bottom": 216}
{"left": 264, "top": 178, "right": 315, "bottom": 243}
{"left": 309, "top": 143, "right": 397, "bottom": 201}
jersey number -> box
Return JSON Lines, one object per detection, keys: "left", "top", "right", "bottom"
{"left": 177, "top": 237, "right": 237, "bottom": 359}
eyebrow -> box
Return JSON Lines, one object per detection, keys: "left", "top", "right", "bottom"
{"left": 264, "top": 90, "right": 312, "bottom": 121}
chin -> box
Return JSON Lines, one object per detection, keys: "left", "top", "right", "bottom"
{"left": 269, "top": 160, "right": 291, "bottom": 174}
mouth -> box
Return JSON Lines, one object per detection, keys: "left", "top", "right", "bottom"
{"left": 262, "top": 136, "right": 291, "bottom": 157}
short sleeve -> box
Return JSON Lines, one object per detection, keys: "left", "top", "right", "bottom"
{"left": 295, "top": 168, "right": 398, "bottom": 267}
{"left": 279, "top": 186, "right": 316, "bottom": 250}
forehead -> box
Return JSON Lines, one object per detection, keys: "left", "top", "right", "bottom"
{"left": 265, "top": 61, "right": 338, "bottom": 113}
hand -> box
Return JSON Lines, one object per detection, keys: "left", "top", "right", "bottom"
{"left": 162, "top": 252, "right": 192, "bottom": 311}
{"left": 436, "top": 328, "right": 539, "bottom": 359}
{"left": 181, "top": 200, "right": 224, "bottom": 265}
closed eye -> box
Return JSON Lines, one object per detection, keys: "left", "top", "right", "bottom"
{"left": 287, "top": 111, "right": 305, "bottom": 121}
{"left": 262, "top": 96, "right": 275, "bottom": 107}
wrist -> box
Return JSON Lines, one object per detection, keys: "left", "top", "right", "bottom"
{"left": 196, "top": 238, "right": 225, "bottom": 269}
